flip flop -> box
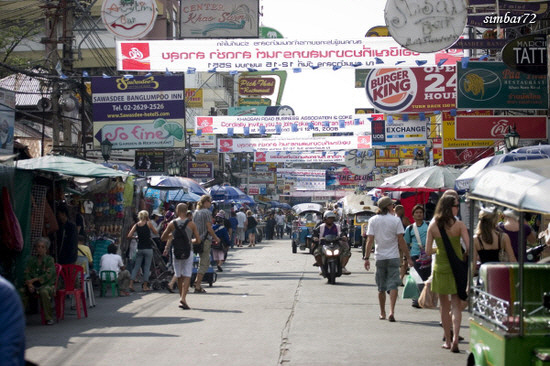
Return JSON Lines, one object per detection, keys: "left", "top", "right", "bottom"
{"left": 388, "top": 315, "right": 396, "bottom": 322}
{"left": 179, "top": 302, "right": 190, "bottom": 310}
{"left": 379, "top": 315, "right": 386, "bottom": 320}
{"left": 194, "top": 287, "right": 207, "bottom": 294}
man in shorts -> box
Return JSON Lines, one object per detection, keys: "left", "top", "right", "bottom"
{"left": 364, "top": 196, "right": 413, "bottom": 322}
{"left": 236, "top": 207, "right": 247, "bottom": 247}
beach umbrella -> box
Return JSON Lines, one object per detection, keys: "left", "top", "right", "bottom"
{"left": 16, "top": 155, "right": 128, "bottom": 177}
{"left": 148, "top": 175, "right": 207, "bottom": 196}
{"left": 382, "top": 166, "right": 462, "bottom": 190}
{"left": 209, "top": 185, "right": 248, "bottom": 200}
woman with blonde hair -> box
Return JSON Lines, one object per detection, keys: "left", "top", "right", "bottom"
{"left": 127, "top": 210, "right": 158, "bottom": 291}
{"left": 474, "top": 209, "right": 516, "bottom": 265}
{"left": 246, "top": 210, "right": 258, "bottom": 247}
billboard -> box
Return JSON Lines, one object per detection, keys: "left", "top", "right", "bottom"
{"left": 371, "top": 118, "right": 427, "bottom": 146}
{"left": 187, "top": 161, "right": 213, "bottom": 179}
{"left": 456, "top": 61, "right": 548, "bottom": 110}
{"left": 277, "top": 168, "right": 326, "bottom": 191}
{"left": 254, "top": 151, "right": 347, "bottom": 163}
{"left": 455, "top": 116, "right": 547, "bottom": 140}
{"left": 217, "top": 135, "right": 371, "bottom": 153}
{"left": 92, "top": 75, "right": 185, "bottom": 149}
{"left": 116, "top": 37, "right": 439, "bottom": 72}
{"left": 365, "top": 66, "right": 456, "bottom": 113}
{"left": 135, "top": 150, "right": 165, "bottom": 172}
{"left": 180, "top": 0, "right": 259, "bottom": 38}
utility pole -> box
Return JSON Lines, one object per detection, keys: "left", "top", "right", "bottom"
{"left": 61, "top": 0, "right": 74, "bottom": 149}
{"left": 42, "top": 1, "right": 60, "bottom": 150}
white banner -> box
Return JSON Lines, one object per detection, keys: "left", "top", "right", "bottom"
{"left": 278, "top": 168, "right": 326, "bottom": 191}
{"left": 195, "top": 114, "right": 371, "bottom": 135}
{"left": 190, "top": 134, "right": 217, "bottom": 149}
{"left": 255, "top": 151, "right": 347, "bottom": 163}
{"left": 217, "top": 135, "right": 372, "bottom": 152}
{"left": 116, "top": 38, "right": 437, "bottom": 72}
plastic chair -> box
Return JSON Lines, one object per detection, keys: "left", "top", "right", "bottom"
{"left": 76, "top": 256, "right": 96, "bottom": 307}
{"left": 56, "top": 264, "right": 88, "bottom": 320}
{"left": 38, "top": 263, "right": 62, "bottom": 324}
{"left": 100, "top": 270, "right": 119, "bottom": 297}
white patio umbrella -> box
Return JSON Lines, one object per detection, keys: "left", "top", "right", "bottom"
{"left": 382, "top": 165, "right": 462, "bottom": 190}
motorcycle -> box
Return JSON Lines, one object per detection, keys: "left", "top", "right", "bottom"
{"left": 526, "top": 243, "right": 548, "bottom": 262}
{"left": 320, "top": 234, "right": 343, "bottom": 284}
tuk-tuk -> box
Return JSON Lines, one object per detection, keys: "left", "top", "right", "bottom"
{"left": 467, "top": 160, "right": 550, "bottom": 366}
{"left": 348, "top": 206, "right": 376, "bottom": 248}
{"left": 291, "top": 203, "right": 323, "bottom": 254}
{"left": 340, "top": 194, "right": 377, "bottom": 248}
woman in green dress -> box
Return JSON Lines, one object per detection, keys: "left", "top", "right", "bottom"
{"left": 426, "top": 195, "right": 469, "bottom": 353}
{"left": 20, "top": 237, "right": 57, "bottom": 325}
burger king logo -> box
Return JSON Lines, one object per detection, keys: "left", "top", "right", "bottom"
{"left": 365, "top": 68, "right": 417, "bottom": 113}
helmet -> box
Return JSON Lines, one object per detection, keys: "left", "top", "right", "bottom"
{"left": 324, "top": 211, "right": 337, "bottom": 219}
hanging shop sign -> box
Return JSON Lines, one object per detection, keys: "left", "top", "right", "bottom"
{"left": 101, "top": 0, "right": 157, "bottom": 40}
{"left": 455, "top": 116, "right": 547, "bottom": 140}
{"left": 441, "top": 111, "right": 494, "bottom": 148}
{"left": 442, "top": 147, "right": 494, "bottom": 165}
{"left": 502, "top": 34, "right": 547, "bottom": 75}
{"left": 449, "top": 39, "right": 508, "bottom": 50}
{"left": 384, "top": 0, "right": 468, "bottom": 53}
{"left": 217, "top": 135, "right": 371, "bottom": 153}
{"left": 187, "top": 161, "right": 213, "bottom": 179}
{"left": 238, "top": 77, "right": 276, "bottom": 96}
{"left": 365, "top": 66, "right": 456, "bottom": 113}
{"left": 456, "top": 61, "right": 547, "bottom": 110}
{"left": 327, "top": 167, "right": 374, "bottom": 186}
{"left": 374, "top": 149, "right": 400, "bottom": 167}
{"left": 116, "top": 37, "right": 438, "bottom": 72}
{"left": 135, "top": 150, "right": 164, "bottom": 172}
{"left": 371, "top": 119, "right": 427, "bottom": 146}
{"left": 195, "top": 115, "right": 370, "bottom": 135}
{"left": 180, "top": 0, "right": 259, "bottom": 38}
{"left": 190, "top": 135, "right": 217, "bottom": 149}
{"left": 254, "top": 151, "right": 347, "bottom": 163}
{"left": 0, "top": 87, "right": 15, "bottom": 156}
{"left": 185, "top": 88, "right": 203, "bottom": 108}
{"left": 277, "top": 168, "right": 326, "bottom": 191}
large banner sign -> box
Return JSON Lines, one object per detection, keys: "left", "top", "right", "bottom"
{"left": 365, "top": 66, "right": 456, "bottom": 113}
{"left": 116, "top": 37, "right": 438, "bottom": 72}
{"left": 456, "top": 61, "right": 548, "bottom": 110}
{"left": 92, "top": 75, "right": 185, "bottom": 149}
{"left": 371, "top": 119, "right": 427, "bottom": 146}
{"left": 456, "top": 116, "right": 547, "bottom": 140}
{"left": 217, "top": 135, "right": 372, "bottom": 152}
{"left": 255, "top": 151, "right": 347, "bottom": 163}
{"left": 277, "top": 168, "right": 326, "bottom": 191}
{"left": 195, "top": 114, "right": 370, "bottom": 135}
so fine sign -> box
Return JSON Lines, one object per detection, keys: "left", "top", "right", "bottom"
{"left": 365, "top": 66, "right": 456, "bottom": 114}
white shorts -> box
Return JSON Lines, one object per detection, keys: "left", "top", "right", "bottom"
{"left": 172, "top": 250, "right": 194, "bottom": 278}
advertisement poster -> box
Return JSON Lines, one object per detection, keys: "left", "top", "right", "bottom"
{"left": 374, "top": 149, "right": 400, "bottom": 167}
{"left": 365, "top": 66, "right": 456, "bottom": 113}
{"left": 0, "top": 88, "right": 15, "bottom": 155}
{"left": 217, "top": 135, "right": 371, "bottom": 152}
{"left": 187, "top": 161, "right": 213, "bottom": 179}
{"left": 117, "top": 37, "right": 438, "bottom": 72}
{"left": 442, "top": 147, "right": 494, "bottom": 165}
{"left": 277, "top": 168, "right": 326, "bottom": 191}
{"left": 455, "top": 116, "right": 547, "bottom": 140}
{"left": 326, "top": 167, "right": 373, "bottom": 186}
{"left": 371, "top": 118, "right": 427, "bottom": 146}
{"left": 456, "top": 61, "right": 547, "bottom": 110}
{"left": 441, "top": 111, "right": 493, "bottom": 149}
{"left": 196, "top": 114, "right": 370, "bottom": 135}
{"left": 92, "top": 75, "right": 185, "bottom": 149}
{"left": 255, "top": 151, "right": 346, "bottom": 163}
{"left": 135, "top": 150, "right": 165, "bottom": 172}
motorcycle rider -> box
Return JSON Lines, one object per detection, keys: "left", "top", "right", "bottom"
{"left": 312, "top": 211, "right": 351, "bottom": 275}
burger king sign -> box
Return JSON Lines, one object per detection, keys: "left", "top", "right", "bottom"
{"left": 365, "top": 66, "right": 456, "bottom": 114}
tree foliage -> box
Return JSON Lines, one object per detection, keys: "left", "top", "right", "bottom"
{"left": 0, "top": 20, "right": 44, "bottom": 78}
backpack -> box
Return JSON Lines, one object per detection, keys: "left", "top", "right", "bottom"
{"left": 172, "top": 219, "right": 191, "bottom": 260}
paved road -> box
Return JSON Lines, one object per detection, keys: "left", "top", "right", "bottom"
{"left": 25, "top": 238, "right": 469, "bottom": 366}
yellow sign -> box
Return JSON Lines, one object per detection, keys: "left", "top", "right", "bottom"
{"left": 185, "top": 88, "right": 203, "bottom": 108}
{"left": 442, "top": 119, "right": 494, "bottom": 148}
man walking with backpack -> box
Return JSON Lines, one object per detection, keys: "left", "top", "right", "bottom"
{"left": 162, "top": 203, "right": 200, "bottom": 310}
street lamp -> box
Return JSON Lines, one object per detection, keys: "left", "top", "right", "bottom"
{"left": 100, "top": 139, "right": 113, "bottom": 162}
{"left": 168, "top": 161, "right": 180, "bottom": 176}
{"left": 504, "top": 125, "right": 520, "bottom": 151}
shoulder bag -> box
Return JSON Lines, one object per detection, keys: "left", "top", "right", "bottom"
{"left": 413, "top": 222, "right": 431, "bottom": 269}
{"left": 438, "top": 225, "right": 468, "bottom": 301}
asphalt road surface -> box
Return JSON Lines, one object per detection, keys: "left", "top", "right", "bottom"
{"left": 25, "top": 238, "right": 469, "bottom": 366}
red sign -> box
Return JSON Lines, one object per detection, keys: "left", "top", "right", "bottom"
{"left": 443, "top": 148, "right": 494, "bottom": 165}
{"left": 456, "top": 116, "right": 547, "bottom": 140}
{"left": 120, "top": 43, "right": 151, "bottom": 70}
{"left": 365, "top": 66, "right": 456, "bottom": 113}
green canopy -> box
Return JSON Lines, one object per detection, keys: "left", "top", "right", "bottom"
{"left": 16, "top": 155, "right": 129, "bottom": 178}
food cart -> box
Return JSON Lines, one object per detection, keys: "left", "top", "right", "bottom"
{"left": 466, "top": 160, "right": 550, "bottom": 366}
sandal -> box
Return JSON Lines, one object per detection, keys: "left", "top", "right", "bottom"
{"left": 194, "top": 287, "right": 207, "bottom": 293}
{"left": 388, "top": 315, "right": 396, "bottom": 322}
{"left": 179, "top": 301, "right": 190, "bottom": 310}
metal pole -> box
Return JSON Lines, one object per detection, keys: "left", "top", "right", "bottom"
{"left": 518, "top": 211, "right": 525, "bottom": 336}
{"left": 246, "top": 153, "right": 250, "bottom": 195}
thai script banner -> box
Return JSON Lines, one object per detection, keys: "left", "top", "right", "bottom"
{"left": 116, "top": 38, "right": 438, "bottom": 72}
{"left": 217, "top": 135, "right": 371, "bottom": 152}
{"left": 456, "top": 61, "right": 548, "bottom": 110}
{"left": 195, "top": 114, "right": 370, "bottom": 134}
{"left": 455, "top": 116, "right": 547, "bottom": 140}
{"left": 371, "top": 119, "right": 427, "bottom": 146}
{"left": 255, "top": 151, "right": 347, "bottom": 163}
{"left": 277, "top": 168, "right": 326, "bottom": 191}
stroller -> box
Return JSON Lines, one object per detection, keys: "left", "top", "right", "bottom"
{"left": 148, "top": 238, "right": 174, "bottom": 290}
{"left": 190, "top": 252, "right": 218, "bottom": 287}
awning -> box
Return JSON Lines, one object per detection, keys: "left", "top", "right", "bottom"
{"left": 16, "top": 155, "right": 128, "bottom": 178}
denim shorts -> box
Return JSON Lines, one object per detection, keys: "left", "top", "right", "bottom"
{"left": 375, "top": 258, "right": 401, "bottom": 292}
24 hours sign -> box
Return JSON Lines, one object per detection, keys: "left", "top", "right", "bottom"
{"left": 365, "top": 66, "right": 456, "bottom": 113}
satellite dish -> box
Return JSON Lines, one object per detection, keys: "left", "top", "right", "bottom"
{"left": 37, "top": 97, "right": 51, "bottom": 111}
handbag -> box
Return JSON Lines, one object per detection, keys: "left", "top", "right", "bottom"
{"left": 438, "top": 225, "right": 468, "bottom": 301}
{"left": 418, "top": 278, "right": 438, "bottom": 308}
{"left": 402, "top": 274, "right": 420, "bottom": 299}
{"left": 497, "top": 232, "right": 509, "bottom": 262}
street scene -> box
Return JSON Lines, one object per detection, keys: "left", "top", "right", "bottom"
{"left": 1, "top": 1, "right": 550, "bottom": 366}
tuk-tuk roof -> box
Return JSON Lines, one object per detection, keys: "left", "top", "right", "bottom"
{"left": 469, "top": 159, "right": 550, "bottom": 214}
{"left": 341, "top": 194, "right": 377, "bottom": 215}
{"left": 292, "top": 203, "right": 324, "bottom": 215}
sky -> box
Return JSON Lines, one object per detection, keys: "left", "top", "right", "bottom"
{"left": 259, "top": 0, "right": 387, "bottom": 116}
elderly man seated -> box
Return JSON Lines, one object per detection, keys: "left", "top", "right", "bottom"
{"left": 20, "top": 237, "right": 57, "bottom": 325}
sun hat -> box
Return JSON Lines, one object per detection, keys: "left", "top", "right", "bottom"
{"left": 377, "top": 196, "right": 394, "bottom": 209}
{"left": 216, "top": 210, "right": 226, "bottom": 218}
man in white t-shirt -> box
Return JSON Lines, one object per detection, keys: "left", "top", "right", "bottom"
{"left": 364, "top": 196, "right": 413, "bottom": 322}
{"left": 100, "top": 244, "right": 131, "bottom": 296}
{"left": 236, "top": 208, "right": 247, "bottom": 247}
{"left": 275, "top": 211, "right": 285, "bottom": 239}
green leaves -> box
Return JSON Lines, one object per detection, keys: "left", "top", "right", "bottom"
{"left": 153, "top": 118, "right": 167, "bottom": 128}
{"left": 163, "top": 123, "right": 184, "bottom": 140}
